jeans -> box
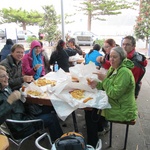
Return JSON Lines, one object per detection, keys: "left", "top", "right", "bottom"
{"left": 36, "top": 112, "right": 63, "bottom": 142}
{"left": 85, "top": 109, "right": 108, "bottom": 148}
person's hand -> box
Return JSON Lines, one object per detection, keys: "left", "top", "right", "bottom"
{"left": 23, "top": 76, "right": 34, "bottom": 83}
{"left": 96, "top": 56, "right": 104, "bottom": 63}
{"left": 7, "top": 91, "right": 21, "bottom": 104}
{"left": 89, "top": 80, "right": 98, "bottom": 89}
{"left": 93, "top": 72, "right": 106, "bottom": 81}
{"left": 34, "top": 64, "right": 43, "bottom": 71}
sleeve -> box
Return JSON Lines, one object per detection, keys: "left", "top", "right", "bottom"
{"left": 22, "top": 55, "right": 35, "bottom": 76}
{"left": 0, "top": 100, "right": 12, "bottom": 125}
{"left": 49, "top": 52, "right": 56, "bottom": 65}
{"left": 66, "top": 48, "right": 77, "bottom": 56}
{"left": 102, "top": 69, "right": 133, "bottom": 99}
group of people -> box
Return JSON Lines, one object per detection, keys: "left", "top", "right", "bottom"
{"left": 0, "top": 35, "right": 148, "bottom": 148}
{"left": 83, "top": 36, "right": 147, "bottom": 147}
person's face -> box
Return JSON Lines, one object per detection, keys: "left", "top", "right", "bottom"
{"left": 68, "top": 41, "right": 73, "bottom": 48}
{"left": 122, "top": 39, "right": 135, "bottom": 54}
{"left": 34, "top": 46, "right": 41, "bottom": 55}
{"left": 110, "top": 50, "right": 121, "bottom": 69}
{"left": 0, "top": 70, "right": 9, "bottom": 89}
{"left": 103, "top": 42, "right": 113, "bottom": 54}
{"left": 11, "top": 47, "right": 24, "bottom": 63}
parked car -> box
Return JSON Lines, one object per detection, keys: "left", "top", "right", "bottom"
{"left": 17, "top": 30, "right": 38, "bottom": 40}
{"left": 72, "top": 31, "right": 100, "bottom": 46}
{"left": 0, "top": 29, "right": 6, "bottom": 39}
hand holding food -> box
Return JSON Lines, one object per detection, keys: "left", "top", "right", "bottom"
{"left": 34, "top": 64, "right": 43, "bottom": 71}
{"left": 7, "top": 91, "right": 21, "bottom": 104}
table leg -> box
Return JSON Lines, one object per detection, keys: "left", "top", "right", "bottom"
{"left": 71, "top": 111, "right": 79, "bottom": 132}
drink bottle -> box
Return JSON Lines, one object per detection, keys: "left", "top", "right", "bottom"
{"left": 54, "top": 61, "right": 59, "bottom": 72}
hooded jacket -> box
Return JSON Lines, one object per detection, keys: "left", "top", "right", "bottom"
{"left": 22, "top": 40, "right": 45, "bottom": 78}
{"left": 97, "top": 58, "right": 137, "bottom": 122}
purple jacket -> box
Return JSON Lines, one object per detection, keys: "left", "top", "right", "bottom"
{"left": 22, "top": 40, "right": 45, "bottom": 77}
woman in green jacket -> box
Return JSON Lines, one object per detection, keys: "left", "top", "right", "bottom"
{"left": 87, "top": 46, "right": 137, "bottom": 147}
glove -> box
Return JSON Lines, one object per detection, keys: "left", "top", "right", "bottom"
{"left": 7, "top": 91, "right": 21, "bottom": 105}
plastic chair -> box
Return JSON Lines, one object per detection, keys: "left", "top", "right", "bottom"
{"left": 0, "top": 119, "right": 45, "bottom": 150}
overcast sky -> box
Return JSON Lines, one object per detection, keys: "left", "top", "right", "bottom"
{"left": 0, "top": 0, "right": 139, "bottom": 35}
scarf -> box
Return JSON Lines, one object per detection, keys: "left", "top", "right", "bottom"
{"left": 32, "top": 48, "right": 42, "bottom": 80}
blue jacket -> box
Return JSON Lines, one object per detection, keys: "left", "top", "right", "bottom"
{"left": 0, "top": 44, "right": 13, "bottom": 61}
{"left": 85, "top": 50, "right": 103, "bottom": 66}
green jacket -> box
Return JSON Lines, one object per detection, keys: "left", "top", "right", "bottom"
{"left": 97, "top": 58, "right": 137, "bottom": 122}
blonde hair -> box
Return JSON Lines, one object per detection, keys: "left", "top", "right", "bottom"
{"left": 0, "top": 65, "right": 6, "bottom": 72}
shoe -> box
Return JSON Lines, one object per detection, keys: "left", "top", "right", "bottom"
{"left": 98, "top": 126, "right": 110, "bottom": 136}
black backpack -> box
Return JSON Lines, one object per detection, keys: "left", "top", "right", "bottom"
{"left": 55, "top": 132, "right": 87, "bottom": 150}
{"left": 131, "top": 52, "right": 146, "bottom": 98}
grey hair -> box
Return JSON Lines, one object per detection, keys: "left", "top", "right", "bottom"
{"left": 111, "top": 46, "right": 127, "bottom": 61}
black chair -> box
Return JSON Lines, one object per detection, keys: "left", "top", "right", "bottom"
{"left": 0, "top": 119, "right": 45, "bottom": 150}
{"left": 108, "top": 120, "right": 136, "bottom": 150}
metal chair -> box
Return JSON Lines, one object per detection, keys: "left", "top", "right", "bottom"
{"left": 0, "top": 119, "right": 45, "bottom": 150}
{"left": 35, "top": 132, "right": 53, "bottom": 150}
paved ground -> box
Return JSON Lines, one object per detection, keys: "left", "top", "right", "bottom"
{"left": 3, "top": 45, "right": 150, "bottom": 150}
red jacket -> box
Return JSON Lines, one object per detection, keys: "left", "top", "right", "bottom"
{"left": 127, "top": 49, "right": 147, "bottom": 84}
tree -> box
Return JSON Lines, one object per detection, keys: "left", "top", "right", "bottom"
{"left": 0, "top": 7, "right": 43, "bottom": 30}
{"left": 77, "top": 0, "right": 137, "bottom": 31}
{"left": 39, "top": 5, "right": 60, "bottom": 43}
{"left": 134, "top": 0, "right": 150, "bottom": 48}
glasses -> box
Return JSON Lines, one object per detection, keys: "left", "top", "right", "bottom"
{"left": 0, "top": 74, "right": 9, "bottom": 78}
{"left": 103, "top": 46, "right": 110, "bottom": 49}
{"left": 122, "top": 43, "right": 132, "bottom": 46}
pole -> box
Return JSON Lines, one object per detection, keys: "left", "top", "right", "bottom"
{"left": 61, "top": 0, "right": 65, "bottom": 41}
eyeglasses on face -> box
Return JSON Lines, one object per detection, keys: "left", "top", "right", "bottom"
{"left": 0, "top": 74, "right": 9, "bottom": 78}
{"left": 103, "top": 46, "right": 110, "bottom": 49}
{"left": 122, "top": 43, "right": 132, "bottom": 46}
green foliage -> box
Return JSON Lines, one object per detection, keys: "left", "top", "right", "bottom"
{"left": 95, "top": 39, "right": 105, "bottom": 47}
{"left": 134, "top": 0, "right": 150, "bottom": 48}
{"left": 26, "top": 36, "right": 38, "bottom": 43}
{"left": 0, "top": 7, "right": 43, "bottom": 30}
{"left": 39, "top": 5, "right": 60, "bottom": 43}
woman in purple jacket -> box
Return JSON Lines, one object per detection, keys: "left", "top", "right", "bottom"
{"left": 22, "top": 40, "right": 45, "bottom": 80}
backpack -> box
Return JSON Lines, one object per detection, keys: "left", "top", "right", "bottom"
{"left": 55, "top": 132, "right": 87, "bottom": 150}
{"left": 131, "top": 52, "right": 146, "bottom": 97}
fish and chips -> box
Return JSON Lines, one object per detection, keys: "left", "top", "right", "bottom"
{"left": 34, "top": 78, "right": 56, "bottom": 87}
{"left": 69, "top": 89, "right": 93, "bottom": 103}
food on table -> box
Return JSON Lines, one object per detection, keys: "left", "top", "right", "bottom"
{"left": 86, "top": 78, "right": 91, "bottom": 85}
{"left": 71, "top": 77, "right": 79, "bottom": 82}
{"left": 83, "top": 97, "right": 93, "bottom": 103}
{"left": 70, "top": 89, "right": 85, "bottom": 99}
{"left": 27, "top": 90, "right": 42, "bottom": 96}
{"left": 21, "top": 86, "right": 26, "bottom": 92}
{"left": 34, "top": 78, "right": 56, "bottom": 86}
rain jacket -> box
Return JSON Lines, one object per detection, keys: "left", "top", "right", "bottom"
{"left": 0, "top": 44, "right": 13, "bottom": 61}
{"left": 97, "top": 58, "right": 138, "bottom": 122}
{"left": 22, "top": 40, "right": 45, "bottom": 78}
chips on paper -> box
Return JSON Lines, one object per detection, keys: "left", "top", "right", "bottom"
{"left": 34, "top": 78, "right": 56, "bottom": 87}
{"left": 27, "top": 90, "right": 42, "bottom": 96}
{"left": 70, "top": 89, "right": 85, "bottom": 99}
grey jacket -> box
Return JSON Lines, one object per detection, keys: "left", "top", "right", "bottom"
{"left": 0, "top": 55, "right": 24, "bottom": 91}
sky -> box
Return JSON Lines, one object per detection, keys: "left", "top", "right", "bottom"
{"left": 0, "top": 0, "right": 140, "bottom": 36}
